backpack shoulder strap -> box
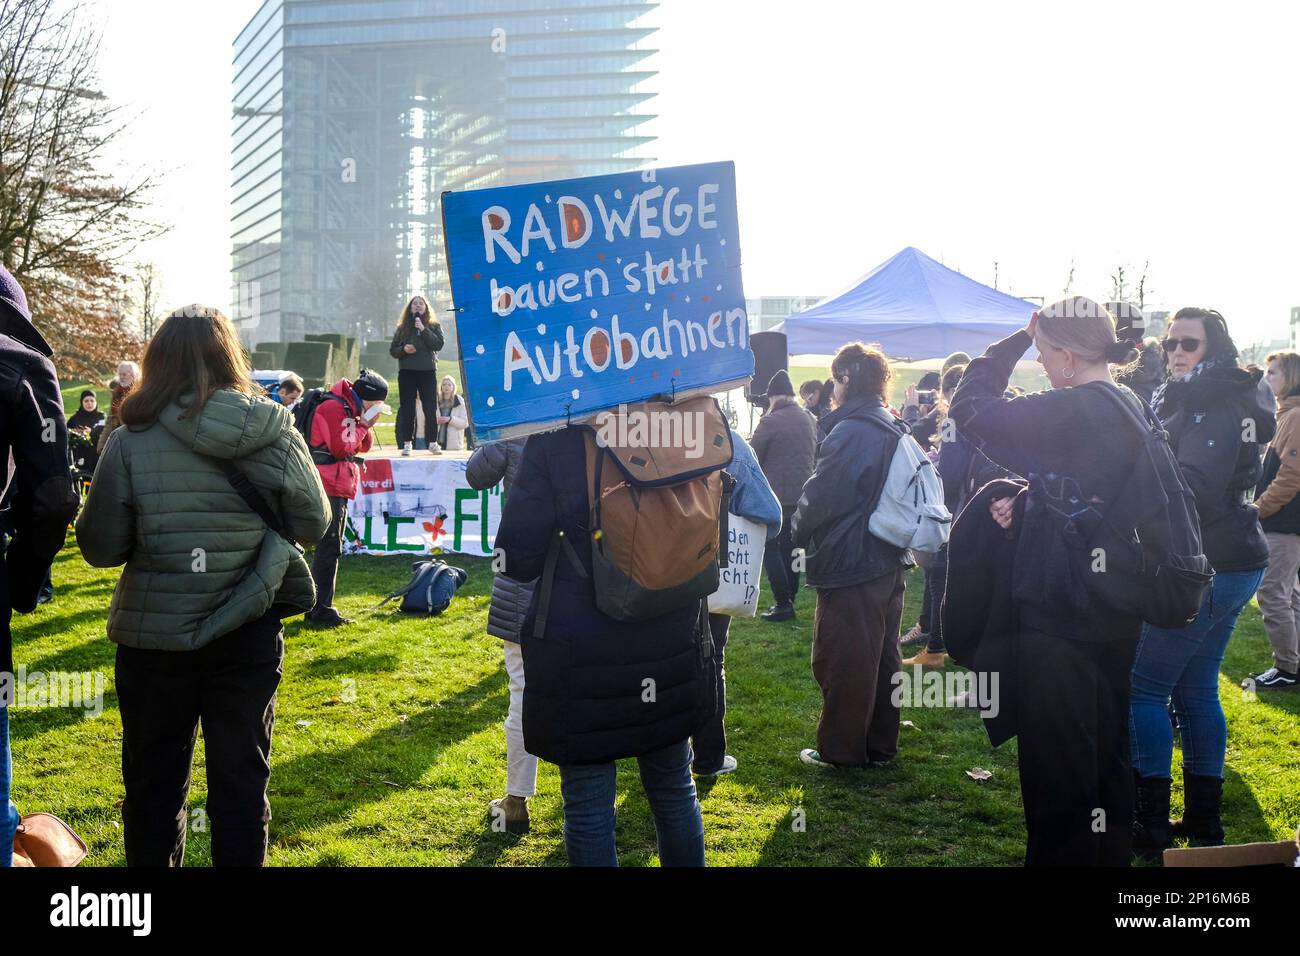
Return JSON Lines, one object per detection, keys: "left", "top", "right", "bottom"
{"left": 531, "top": 531, "right": 588, "bottom": 640}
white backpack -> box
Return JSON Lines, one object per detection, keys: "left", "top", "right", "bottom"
{"left": 865, "top": 416, "right": 951, "bottom": 554}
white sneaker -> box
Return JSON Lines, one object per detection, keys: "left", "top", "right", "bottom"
{"left": 401, "top": 443, "right": 412, "bottom": 457}
{"left": 429, "top": 443, "right": 442, "bottom": 455}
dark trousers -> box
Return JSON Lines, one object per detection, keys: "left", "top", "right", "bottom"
{"left": 396, "top": 369, "right": 440, "bottom": 446}
{"left": 1015, "top": 625, "right": 1140, "bottom": 866}
{"left": 310, "top": 496, "right": 347, "bottom": 615}
{"left": 690, "top": 613, "right": 732, "bottom": 773}
{"left": 116, "top": 611, "right": 284, "bottom": 866}
{"left": 918, "top": 565, "right": 933, "bottom": 632}
{"left": 811, "top": 568, "right": 906, "bottom": 765}
{"left": 924, "top": 546, "right": 948, "bottom": 652}
{"left": 762, "top": 506, "right": 799, "bottom": 607}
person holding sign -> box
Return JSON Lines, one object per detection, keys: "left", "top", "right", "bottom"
{"left": 388, "top": 295, "right": 445, "bottom": 454}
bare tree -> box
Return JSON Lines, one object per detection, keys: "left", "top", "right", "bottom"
{"left": 0, "top": 0, "right": 165, "bottom": 378}
{"left": 1133, "top": 260, "right": 1154, "bottom": 310}
{"left": 134, "top": 261, "right": 161, "bottom": 339}
{"left": 1109, "top": 264, "right": 1128, "bottom": 303}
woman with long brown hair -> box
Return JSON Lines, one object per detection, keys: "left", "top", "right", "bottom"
{"left": 76, "top": 304, "right": 330, "bottom": 866}
{"left": 389, "top": 294, "right": 445, "bottom": 453}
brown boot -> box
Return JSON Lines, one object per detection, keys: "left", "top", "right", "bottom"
{"left": 487, "top": 794, "right": 530, "bottom": 834}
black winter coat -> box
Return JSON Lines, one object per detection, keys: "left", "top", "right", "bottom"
{"left": 1154, "top": 365, "right": 1274, "bottom": 572}
{"left": 949, "top": 329, "right": 1146, "bottom": 643}
{"left": 942, "top": 478, "right": 1027, "bottom": 747}
{"left": 495, "top": 426, "right": 711, "bottom": 765}
{"left": 0, "top": 314, "right": 80, "bottom": 676}
{"left": 790, "top": 396, "right": 913, "bottom": 589}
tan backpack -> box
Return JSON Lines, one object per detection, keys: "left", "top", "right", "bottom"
{"left": 531, "top": 396, "right": 735, "bottom": 634}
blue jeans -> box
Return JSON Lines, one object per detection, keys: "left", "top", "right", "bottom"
{"left": 1129, "top": 568, "right": 1264, "bottom": 779}
{"left": 1, "top": 705, "right": 18, "bottom": 867}
{"left": 558, "top": 739, "right": 705, "bottom": 867}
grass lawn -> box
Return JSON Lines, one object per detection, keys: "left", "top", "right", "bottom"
{"left": 9, "top": 536, "right": 1298, "bottom": 866}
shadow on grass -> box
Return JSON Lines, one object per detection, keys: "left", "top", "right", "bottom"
{"left": 302, "top": 651, "right": 402, "bottom": 676}
{"left": 268, "top": 667, "right": 508, "bottom": 846}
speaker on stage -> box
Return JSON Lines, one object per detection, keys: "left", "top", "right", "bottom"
{"left": 747, "top": 331, "right": 788, "bottom": 407}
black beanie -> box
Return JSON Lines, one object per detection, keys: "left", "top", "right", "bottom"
{"left": 352, "top": 368, "right": 389, "bottom": 402}
{"left": 766, "top": 368, "right": 795, "bottom": 397}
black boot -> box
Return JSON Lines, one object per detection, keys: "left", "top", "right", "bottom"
{"left": 1132, "top": 772, "right": 1171, "bottom": 864}
{"left": 1169, "top": 774, "right": 1224, "bottom": 846}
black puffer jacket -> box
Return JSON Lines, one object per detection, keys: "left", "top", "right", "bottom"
{"left": 1154, "top": 365, "right": 1274, "bottom": 572}
{"left": 0, "top": 313, "right": 80, "bottom": 677}
{"left": 790, "top": 396, "right": 913, "bottom": 589}
{"left": 495, "top": 426, "right": 711, "bottom": 765}
{"left": 467, "top": 437, "right": 532, "bottom": 643}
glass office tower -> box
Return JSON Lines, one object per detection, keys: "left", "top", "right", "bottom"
{"left": 231, "top": 0, "right": 657, "bottom": 349}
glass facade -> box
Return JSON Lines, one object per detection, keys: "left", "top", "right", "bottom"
{"left": 231, "top": 0, "right": 657, "bottom": 351}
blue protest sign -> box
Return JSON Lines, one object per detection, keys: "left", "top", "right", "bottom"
{"left": 441, "top": 161, "right": 753, "bottom": 441}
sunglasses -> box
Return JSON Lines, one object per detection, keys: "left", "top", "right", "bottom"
{"left": 1162, "top": 337, "right": 1203, "bottom": 354}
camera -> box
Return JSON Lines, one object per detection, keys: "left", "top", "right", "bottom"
{"left": 916, "top": 389, "right": 937, "bottom": 406}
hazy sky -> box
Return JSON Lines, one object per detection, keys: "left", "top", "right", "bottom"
{"left": 89, "top": 0, "right": 1299, "bottom": 347}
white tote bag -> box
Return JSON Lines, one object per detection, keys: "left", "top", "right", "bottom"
{"left": 707, "top": 513, "right": 767, "bottom": 618}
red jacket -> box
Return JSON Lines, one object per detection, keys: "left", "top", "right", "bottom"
{"left": 310, "top": 379, "right": 374, "bottom": 499}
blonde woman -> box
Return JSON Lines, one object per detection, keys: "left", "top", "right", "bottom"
{"left": 435, "top": 374, "right": 469, "bottom": 451}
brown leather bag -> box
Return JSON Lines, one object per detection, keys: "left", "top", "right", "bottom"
{"left": 12, "top": 813, "right": 87, "bottom": 867}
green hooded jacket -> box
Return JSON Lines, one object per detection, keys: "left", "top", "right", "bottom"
{"left": 76, "top": 389, "right": 332, "bottom": 650}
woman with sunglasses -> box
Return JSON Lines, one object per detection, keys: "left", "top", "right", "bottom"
{"left": 1129, "top": 308, "right": 1275, "bottom": 860}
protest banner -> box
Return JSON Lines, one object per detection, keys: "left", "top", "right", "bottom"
{"left": 343, "top": 457, "right": 501, "bottom": 557}
{"left": 442, "top": 161, "right": 753, "bottom": 441}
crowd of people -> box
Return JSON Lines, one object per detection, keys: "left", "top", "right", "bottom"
{"left": 1, "top": 254, "right": 1296, "bottom": 868}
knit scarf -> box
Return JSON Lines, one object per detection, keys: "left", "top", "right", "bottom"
{"left": 1150, "top": 356, "right": 1230, "bottom": 417}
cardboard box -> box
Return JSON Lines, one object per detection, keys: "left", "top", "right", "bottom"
{"left": 1163, "top": 829, "right": 1299, "bottom": 867}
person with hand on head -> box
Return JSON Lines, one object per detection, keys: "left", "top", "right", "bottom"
{"left": 0, "top": 265, "right": 80, "bottom": 868}
{"left": 949, "top": 297, "right": 1152, "bottom": 866}
{"left": 75, "top": 304, "right": 330, "bottom": 867}
{"left": 792, "top": 343, "right": 914, "bottom": 770}
{"left": 1128, "top": 308, "right": 1274, "bottom": 860}
{"left": 751, "top": 369, "right": 818, "bottom": 622}
{"left": 389, "top": 295, "right": 444, "bottom": 455}
{"left": 305, "top": 368, "right": 389, "bottom": 627}
{"left": 1252, "top": 350, "right": 1300, "bottom": 691}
